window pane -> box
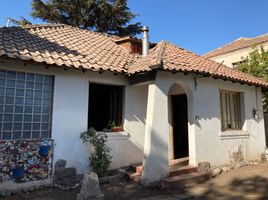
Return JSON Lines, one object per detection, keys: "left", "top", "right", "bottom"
{"left": 7, "top": 71, "right": 16, "bottom": 79}
{"left": 22, "top": 131, "right": 31, "bottom": 139}
{"left": 6, "top": 88, "right": 15, "bottom": 96}
{"left": 0, "top": 70, "right": 6, "bottom": 78}
{"left": 32, "top": 131, "right": 40, "bottom": 139}
{"left": 41, "top": 131, "right": 49, "bottom": 138}
{"left": 220, "top": 91, "right": 242, "bottom": 131}
{"left": 3, "top": 114, "right": 13, "bottom": 122}
{"left": 17, "top": 72, "right": 25, "bottom": 80}
{"left": 0, "top": 70, "right": 53, "bottom": 140}
{"left": 14, "top": 123, "right": 22, "bottom": 131}
{"left": 0, "top": 88, "right": 5, "bottom": 95}
{"left": 2, "top": 132, "right": 11, "bottom": 140}
{"left": 13, "top": 132, "right": 22, "bottom": 139}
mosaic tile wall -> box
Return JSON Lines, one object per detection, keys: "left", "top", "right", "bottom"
{"left": 0, "top": 139, "right": 53, "bottom": 183}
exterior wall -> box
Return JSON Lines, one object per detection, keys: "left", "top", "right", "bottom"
{"left": 142, "top": 71, "right": 266, "bottom": 184}
{"left": 0, "top": 60, "right": 144, "bottom": 174}
{"left": 209, "top": 42, "right": 268, "bottom": 68}
{"left": 124, "top": 85, "right": 148, "bottom": 149}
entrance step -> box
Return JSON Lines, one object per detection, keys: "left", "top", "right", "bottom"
{"left": 121, "top": 157, "right": 211, "bottom": 188}
{"left": 161, "top": 171, "right": 210, "bottom": 189}
{"left": 169, "top": 157, "right": 189, "bottom": 169}
{"left": 169, "top": 165, "right": 197, "bottom": 177}
{"left": 119, "top": 163, "right": 142, "bottom": 183}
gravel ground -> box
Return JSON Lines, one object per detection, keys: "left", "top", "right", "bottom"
{"left": 3, "top": 163, "right": 268, "bottom": 200}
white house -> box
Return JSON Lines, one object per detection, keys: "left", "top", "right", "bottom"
{"left": 0, "top": 24, "right": 267, "bottom": 187}
{"left": 204, "top": 32, "right": 268, "bottom": 147}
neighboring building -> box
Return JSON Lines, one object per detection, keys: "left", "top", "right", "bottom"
{"left": 204, "top": 33, "right": 268, "bottom": 68}
{"left": 0, "top": 24, "right": 267, "bottom": 188}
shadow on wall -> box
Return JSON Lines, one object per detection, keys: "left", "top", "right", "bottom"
{"left": 107, "top": 135, "right": 144, "bottom": 169}
{"left": 142, "top": 127, "right": 169, "bottom": 184}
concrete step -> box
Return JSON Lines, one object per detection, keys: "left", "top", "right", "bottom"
{"left": 169, "top": 165, "right": 197, "bottom": 177}
{"left": 161, "top": 171, "right": 210, "bottom": 189}
{"left": 169, "top": 157, "right": 189, "bottom": 169}
{"left": 119, "top": 165, "right": 142, "bottom": 183}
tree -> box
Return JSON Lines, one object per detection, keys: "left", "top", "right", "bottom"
{"left": 237, "top": 46, "right": 268, "bottom": 111}
{"left": 31, "top": 0, "right": 142, "bottom": 36}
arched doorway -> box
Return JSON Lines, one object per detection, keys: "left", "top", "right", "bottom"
{"left": 169, "top": 84, "right": 189, "bottom": 160}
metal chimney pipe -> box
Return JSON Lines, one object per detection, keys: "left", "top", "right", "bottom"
{"left": 142, "top": 26, "right": 149, "bottom": 57}
{"left": 6, "top": 18, "right": 11, "bottom": 27}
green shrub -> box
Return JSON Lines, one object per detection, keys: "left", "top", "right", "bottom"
{"left": 80, "top": 127, "right": 112, "bottom": 177}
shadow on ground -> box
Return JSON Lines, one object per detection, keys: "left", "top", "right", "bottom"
{"left": 194, "top": 176, "right": 268, "bottom": 200}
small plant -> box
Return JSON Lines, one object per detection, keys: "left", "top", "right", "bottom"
{"left": 80, "top": 127, "right": 112, "bottom": 177}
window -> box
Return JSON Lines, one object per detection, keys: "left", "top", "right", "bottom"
{"left": 232, "top": 60, "right": 246, "bottom": 68}
{"left": 0, "top": 70, "right": 54, "bottom": 140}
{"left": 220, "top": 90, "right": 242, "bottom": 131}
{"left": 88, "top": 83, "right": 123, "bottom": 131}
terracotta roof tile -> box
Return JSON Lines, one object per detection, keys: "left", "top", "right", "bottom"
{"left": 204, "top": 33, "right": 268, "bottom": 58}
{"left": 0, "top": 24, "right": 267, "bottom": 87}
{"left": 0, "top": 24, "right": 136, "bottom": 72}
{"left": 128, "top": 41, "right": 268, "bottom": 87}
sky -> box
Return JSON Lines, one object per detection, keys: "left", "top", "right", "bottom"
{"left": 0, "top": 0, "right": 268, "bottom": 55}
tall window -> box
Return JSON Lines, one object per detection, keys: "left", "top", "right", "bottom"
{"left": 220, "top": 90, "right": 242, "bottom": 131}
{"left": 0, "top": 70, "right": 54, "bottom": 140}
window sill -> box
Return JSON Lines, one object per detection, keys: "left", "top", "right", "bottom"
{"left": 219, "top": 130, "right": 249, "bottom": 140}
{"left": 97, "top": 131, "right": 130, "bottom": 141}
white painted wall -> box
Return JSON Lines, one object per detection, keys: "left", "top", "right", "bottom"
{"left": 0, "top": 60, "right": 143, "bottom": 174}
{"left": 124, "top": 85, "right": 148, "bottom": 149}
{"left": 0, "top": 60, "right": 266, "bottom": 185}
{"left": 159, "top": 71, "right": 266, "bottom": 166}
{"left": 142, "top": 71, "right": 266, "bottom": 184}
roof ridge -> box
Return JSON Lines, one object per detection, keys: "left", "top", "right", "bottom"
{"left": 203, "top": 37, "right": 247, "bottom": 57}
{"left": 156, "top": 40, "right": 167, "bottom": 65}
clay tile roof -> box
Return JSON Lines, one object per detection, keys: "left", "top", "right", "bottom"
{"left": 0, "top": 24, "right": 137, "bottom": 72}
{"left": 204, "top": 33, "right": 268, "bottom": 58}
{"left": 0, "top": 24, "right": 267, "bottom": 87}
{"left": 128, "top": 41, "right": 268, "bottom": 87}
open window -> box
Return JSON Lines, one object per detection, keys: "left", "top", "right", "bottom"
{"left": 88, "top": 83, "right": 123, "bottom": 131}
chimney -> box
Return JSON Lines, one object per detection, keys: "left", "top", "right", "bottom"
{"left": 142, "top": 26, "right": 149, "bottom": 57}
{"left": 6, "top": 18, "right": 11, "bottom": 27}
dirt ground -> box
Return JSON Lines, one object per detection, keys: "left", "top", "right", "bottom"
{"left": 3, "top": 163, "right": 268, "bottom": 200}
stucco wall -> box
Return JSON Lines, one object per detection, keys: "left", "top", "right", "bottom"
{"left": 0, "top": 60, "right": 143, "bottom": 173}
{"left": 209, "top": 42, "right": 268, "bottom": 68}
{"left": 155, "top": 72, "right": 266, "bottom": 166}
{"left": 124, "top": 85, "right": 148, "bottom": 149}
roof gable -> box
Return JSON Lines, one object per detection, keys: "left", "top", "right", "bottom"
{"left": 128, "top": 41, "right": 268, "bottom": 87}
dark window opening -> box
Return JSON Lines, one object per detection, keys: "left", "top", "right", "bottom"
{"left": 88, "top": 83, "right": 123, "bottom": 131}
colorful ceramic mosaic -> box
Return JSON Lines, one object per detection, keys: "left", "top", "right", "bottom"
{"left": 0, "top": 139, "right": 53, "bottom": 183}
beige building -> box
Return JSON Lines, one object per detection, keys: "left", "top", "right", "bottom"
{"left": 204, "top": 33, "right": 268, "bottom": 68}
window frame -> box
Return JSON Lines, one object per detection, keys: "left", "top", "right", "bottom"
{"left": 220, "top": 90, "right": 243, "bottom": 131}
{"left": 0, "top": 69, "right": 54, "bottom": 140}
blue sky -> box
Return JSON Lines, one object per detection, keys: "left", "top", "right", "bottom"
{"left": 0, "top": 0, "right": 267, "bottom": 55}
